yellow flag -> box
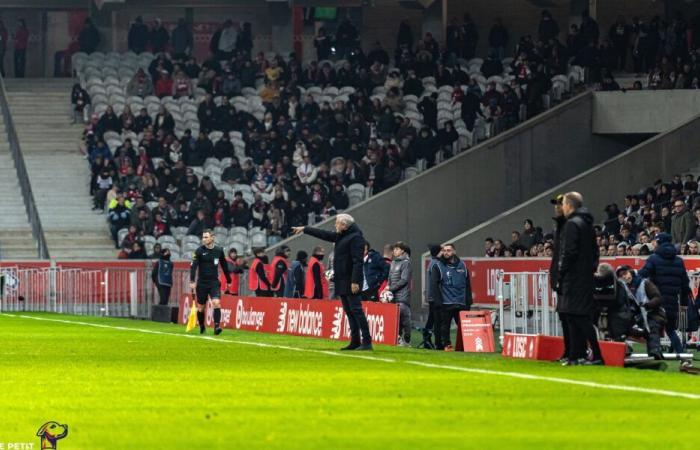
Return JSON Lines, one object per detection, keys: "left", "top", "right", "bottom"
{"left": 186, "top": 296, "right": 198, "bottom": 332}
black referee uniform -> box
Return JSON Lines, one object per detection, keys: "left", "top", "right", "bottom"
{"left": 190, "top": 244, "right": 231, "bottom": 333}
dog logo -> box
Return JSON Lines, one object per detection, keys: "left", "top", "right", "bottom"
{"left": 36, "top": 421, "right": 68, "bottom": 449}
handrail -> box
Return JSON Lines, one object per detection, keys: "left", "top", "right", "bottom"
{"left": 0, "top": 76, "right": 49, "bottom": 259}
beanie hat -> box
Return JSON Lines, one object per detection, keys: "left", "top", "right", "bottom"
{"left": 654, "top": 232, "right": 672, "bottom": 245}
{"left": 427, "top": 244, "right": 442, "bottom": 258}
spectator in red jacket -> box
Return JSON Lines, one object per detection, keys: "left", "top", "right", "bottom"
{"left": 155, "top": 71, "right": 173, "bottom": 98}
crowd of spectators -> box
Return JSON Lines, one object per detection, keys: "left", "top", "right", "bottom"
{"left": 552, "top": 8, "right": 700, "bottom": 91}
{"left": 74, "top": 12, "right": 582, "bottom": 258}
{"left": 485, "top": 174, "right": 700, "bottom": 259}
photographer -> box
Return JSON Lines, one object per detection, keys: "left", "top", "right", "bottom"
{"left": 617, "top": 265, "right": 666, "bottom": 360}
{"left": 593, "top": 263, "right": 634, "bottom": 342}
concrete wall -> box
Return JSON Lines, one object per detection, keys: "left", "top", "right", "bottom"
{"left": 593, "top": 91, "right": 700, "bottom": 135}
{"left": 446, "top": 113, "right": 700, "bottom": 257}
{"left": 271, "top": 91, "right": 630, "bottom": 310}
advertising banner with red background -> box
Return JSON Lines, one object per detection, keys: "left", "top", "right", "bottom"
{"left": 179, "top": 294, "right": 400, "bottom": 345}
{"left": 445, "top": 257, "right": 700, "bottom": 306}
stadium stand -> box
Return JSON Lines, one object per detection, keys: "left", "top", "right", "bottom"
{"left": 73, "top": 30, "right": 582, "bottom": 259}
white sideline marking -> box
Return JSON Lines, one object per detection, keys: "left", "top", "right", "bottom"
{"left": 4, "top": 313, "right": 700, "bottom": 400}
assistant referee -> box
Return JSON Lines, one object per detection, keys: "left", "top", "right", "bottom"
{"left": 190, "top": 229, "right": 231, "bottom": 335}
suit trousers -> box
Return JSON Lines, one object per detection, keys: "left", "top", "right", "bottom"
{"left": 341, "top": 293, "right": 372, "bottom": 345}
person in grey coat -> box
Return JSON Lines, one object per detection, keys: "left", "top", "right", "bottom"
{"left": 386, "top": 241, "right": 412, "bottom": 345}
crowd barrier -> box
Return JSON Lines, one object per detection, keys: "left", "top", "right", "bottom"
{"left": 178, "top": 294, "right": 400, "bottom": 346}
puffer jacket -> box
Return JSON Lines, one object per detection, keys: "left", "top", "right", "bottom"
{"left": 637, "top": 243, "right": 691, "bottom": 312}
{"left": 388, "top": 253, "right": 411, "bottom": 304}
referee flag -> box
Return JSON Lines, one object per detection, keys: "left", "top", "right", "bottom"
{"left": 186, "top": 295, "right": 198, "bottom": 332}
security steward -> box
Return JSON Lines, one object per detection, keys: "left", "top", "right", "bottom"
{"left": 189, "top": 229, "right": 231, "bottom": 335}
{"left": 248, "top": 247, "right": 272, "bottom": 297}
{"left": 305, "top": 246, "right": 329, "bottom": 299}
{"left": 269, "top": 245, "right": 291, "bottom": 297}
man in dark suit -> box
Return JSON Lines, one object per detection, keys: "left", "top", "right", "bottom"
{"left": 292, "top": 214, "right": 373, "bottom": 350}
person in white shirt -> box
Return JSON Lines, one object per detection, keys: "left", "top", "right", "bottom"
{"left": 296, "top": 155, "right": 318, "bottom": 185}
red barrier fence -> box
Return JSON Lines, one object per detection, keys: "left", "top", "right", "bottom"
{"left": 178, "top": 294, "right": 400, "bottom": 346}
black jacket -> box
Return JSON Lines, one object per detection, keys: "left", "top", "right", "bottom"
{"left": 549, "top": 214, "right": 566, "bottom": 292}
{"left": 557, "top": 208, "right": 599, "bottom": 315}
{"left": 304, "top": 223, "right": 364, "bottom": 296}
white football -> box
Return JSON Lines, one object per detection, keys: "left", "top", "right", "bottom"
{"left": 380, "top": 290, "right": 394, "bottom": 303}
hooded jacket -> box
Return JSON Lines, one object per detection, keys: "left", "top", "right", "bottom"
{"left": 388, "top": 253, "right": 411, "bottom": 304}
{"left": 637, "top": 239, "right": 691, "bottom": 312}
{"left": 557, "top": 207, "right": 599, "bottom": 315}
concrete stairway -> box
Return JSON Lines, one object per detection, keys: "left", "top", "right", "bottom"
{"left": 0, "top": 111, "right": 36, "bottom": 258}
{"left": 5, "top": 78, "right": 116, "bottom": 259}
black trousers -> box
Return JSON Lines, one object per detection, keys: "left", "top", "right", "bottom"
{"left": 255, "top": 289, "right": 272, "bottom": 298}
{"left": 424, "top": 303, "right": 441, "bottom": 348}
{"left": 558, "top": 312, "right": 570, "bottom": 359}
{"left": 157, "top": 285, "right": 171, "bottom": 305}
{"left": 566, "top": 313, "right": 602, "bottom": 361}
{"left": 341, "top": 293, "right": 372, "bottom": 345}
{"left": 14, "top": 49, "right": 25, "bottom": 78}
{"left": 273, "top": 288, "right": 285, "bottom": 298}
{"left": 437, "top": 304, "right": 468, "bottom": 348}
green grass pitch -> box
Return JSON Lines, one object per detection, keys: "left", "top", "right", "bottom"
{"left": 1, "top": 312, "right": 699, "bottom": 449}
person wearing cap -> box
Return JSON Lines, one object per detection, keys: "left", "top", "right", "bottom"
{"left": 557, "top": 192, "right": 603, "bottom": 365}
{"left": 637, "top": 232, "right": 691, "bottom": 353}
{"left": 284, "top": 251, "right": 308, "bottom": 298}
{"left": 549, "top": 193, "right": 570, "bottom": 362}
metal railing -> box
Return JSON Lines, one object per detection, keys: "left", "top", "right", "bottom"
{"left": 496, "top": 271, "right": 561, "bottom": 345}
{"left": 0, "top": 76, "right": 49, "bottom": 258}
{"left": 0, "top": 264, "right": 259, "bottom": 318}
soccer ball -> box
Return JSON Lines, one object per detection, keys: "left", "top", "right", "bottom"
{"left": 379, "top": 290, "right": 394, "bottom": 303}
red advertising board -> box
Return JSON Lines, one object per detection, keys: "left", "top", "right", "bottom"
{"left": 502, "top": 333, "right": 626, "bottom": 367}
{"left": 448, "top": 256, "right": 700, "bottom": 306}
{"left": 178, "top": 294, "right": 400, "bottom": 346}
